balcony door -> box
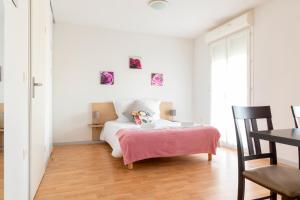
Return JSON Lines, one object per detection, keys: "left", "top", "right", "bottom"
{"left": 210, "top": 29, "right": 251, "bottom": 147}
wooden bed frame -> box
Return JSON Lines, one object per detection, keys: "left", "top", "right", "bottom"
{"left": 90, "top": 101, "right": 212, "bottom": 169}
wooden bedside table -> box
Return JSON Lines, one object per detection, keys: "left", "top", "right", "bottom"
{"left": 88, "top": 124, "right": 104, "bottom": 141}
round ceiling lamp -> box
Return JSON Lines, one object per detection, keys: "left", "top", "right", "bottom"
{"left": 148, "top": 0, "right": 169, "bottom": 10}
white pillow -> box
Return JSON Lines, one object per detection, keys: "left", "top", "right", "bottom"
{"left": 113, "top": 99, "right": 134, "bottom": 122}
{"left": 140, "top": 99, "right": 161, "bottom": 120}
{"left": 122, "top": 100, "right": 155, "bottom": 121}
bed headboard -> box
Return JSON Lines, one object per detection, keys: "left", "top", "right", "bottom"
{"left": 90, "top": 101, "right": 173, "bottom": 141}
{"left": 0, "top": 103, "right": 4, "bottom": 113}
{"left": 0, "top": 103, "right": 4, "bottom": 147}
{"left": 91, "top": 101, "right": 173, "bottom": 125}
{"left": 0, "top": 103, "right": 4, "bottom": 128}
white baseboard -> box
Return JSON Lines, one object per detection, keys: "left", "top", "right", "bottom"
{"left": 53, "top": 140, "right": 104, "bottom": 146}
{"left": 220, "top": 142, "right": 298, "bottom": 168}
{"left": 219, "top": 142, "right": 237, "bottom": 150}
{"left": 278, "top": 158, "right": 298, "bottom": 168}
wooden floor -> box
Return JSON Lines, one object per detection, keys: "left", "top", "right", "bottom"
{"left": 0, "top": 151, "right": 2, "bottom": 200}
{"left": 35, "top": 144, "right": 274, "bottom": 200}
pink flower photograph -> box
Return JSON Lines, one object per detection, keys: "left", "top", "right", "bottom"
{"left": 129, "top": 57, "right": 142, "bottom": 69}
{"left": 151, "top": 73, "right": 163, "bottom": 86}
{"left": 100, "top": 71, "right": 114, "bottom": 85}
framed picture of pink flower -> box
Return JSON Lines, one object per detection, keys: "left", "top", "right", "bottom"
{"left": 151, "top": 73, "right": 163, "bottom": 86}
{"left": 129, "top": 56, "right": 142, "bottom": 69}
{"left": 100, "top": 71, "right": 114, "bottom": 85}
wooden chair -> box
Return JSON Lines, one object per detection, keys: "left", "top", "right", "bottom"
{"left": 290, "top": 106, "right": 300, "bottom": 169}
{"left": 232, "top": 106, "right": 300, "bottom": 200}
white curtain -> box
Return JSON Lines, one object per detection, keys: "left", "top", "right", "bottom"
{"left": 210, "top": 29, "right": 251, "bottom": 147}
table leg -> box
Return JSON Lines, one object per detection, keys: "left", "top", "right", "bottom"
{"left": 269, "top": 141, "right": 277, "bottom": 165}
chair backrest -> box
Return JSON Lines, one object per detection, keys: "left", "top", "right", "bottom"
{"left": 291, "top": 106, "right": 300, "bottom": 128}
{"left": 232, "top": 106, "right": 274, "bottom": 171}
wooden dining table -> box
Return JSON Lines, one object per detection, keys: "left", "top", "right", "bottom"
{"left": 250, "top": 128, "right": 300, "bottom": 169}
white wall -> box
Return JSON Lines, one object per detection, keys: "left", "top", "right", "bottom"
{"left": 193, "top": 0, "right": 300, "bottom": 165}
{"left": 0, "top": 5, "right": 4, "bottom": 102}
{"left": 53, "top": 23, "right": 194, "bottom": 143}
{"left": 193, "top": 34, "right": 211, "bottom": 124}
{"left": 253, "top": 0, "right": 300, "bottom": 164}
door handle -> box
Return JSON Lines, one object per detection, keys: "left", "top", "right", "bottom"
{"left": 32, "top": 77, "right": 43, "bottom": 98}
{"left": 34, "top": 82, "right": 43, "bottom": 87}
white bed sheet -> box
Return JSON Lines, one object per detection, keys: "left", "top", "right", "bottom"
{"left": 100, "top": 120, "right": 181, "bottom": 158}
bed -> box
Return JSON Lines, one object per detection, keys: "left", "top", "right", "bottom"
{"left": 100, "top": 119, "right": 182, "bottom": 158}
{"left": 92, "top": 101, "right": 220, "bottom": 169}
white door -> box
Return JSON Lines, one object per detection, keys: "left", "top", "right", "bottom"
{"left": 30, "top": 0, "right": 52, "bottom": 198}
{"left": 210, "top": 29, "right": 251, "bottom": 147}
{"left": 226, "top": 30, "right": 251, "bottom": 146}
{"left": 4, "top": 0, "right": 30, "bottom": 199}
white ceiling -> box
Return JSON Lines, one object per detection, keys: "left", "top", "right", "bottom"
{"left": 51, "top": 0, "right": 270, "bottom": 39}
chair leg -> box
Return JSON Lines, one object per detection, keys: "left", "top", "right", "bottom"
{"left": 270, "top": 191, "right": 277, "bottom": 200}
{"left": 237, "top": 176, "right": 245, "bottom": 200}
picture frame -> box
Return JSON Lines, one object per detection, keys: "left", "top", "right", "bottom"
{"left": 129, "top": 56, "right": 142, "bottom": 69}
{"left": 100, "top": 71, "right": 114, "bottom": 85}
{"left": 151, "top": 73, "right": 163, "bottom": 86}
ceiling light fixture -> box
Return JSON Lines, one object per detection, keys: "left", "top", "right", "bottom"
{"left": 148, "top": 0, "right": 169, "bottom": 10}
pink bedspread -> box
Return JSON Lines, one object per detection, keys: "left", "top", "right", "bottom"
{"left": 117, "top": 126, "right": 220, "bottom": 165}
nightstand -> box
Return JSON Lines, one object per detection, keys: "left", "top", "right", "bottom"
{"left": 88, "top": 124, "right": 104, "bottom": 141}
